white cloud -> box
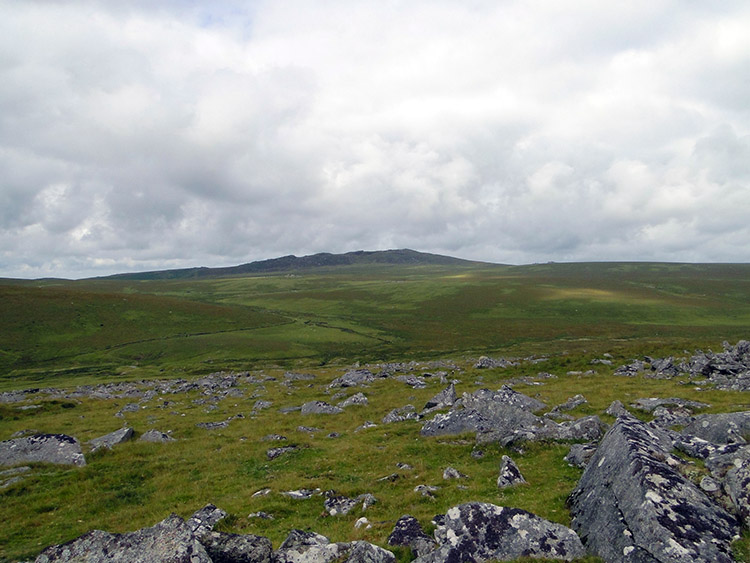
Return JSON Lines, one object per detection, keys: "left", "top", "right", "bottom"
{"left": 0, "top": 0, "right": 749, "bottom": 278}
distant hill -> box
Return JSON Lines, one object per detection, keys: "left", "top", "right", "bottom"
{"left": 100, "top": 249, "right": 490, "bottom": 280}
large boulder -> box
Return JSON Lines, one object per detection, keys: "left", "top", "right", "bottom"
{"left": 388, "top": 515, "right": 436, "bottom": 558}
{"left": 423, "top": 383, "right": 457, "bottom": 411}
{"left": 569, "top": 414, "right": 740, "bottom": 563}
{"left": 89, "top": 427, "right": 133, "bottom": 453}
{"left": 199, "top": 530, "right": 272, "bottom": 562}
{"left": 1, "top": 433, "right": 86, "bottom": 467}
{"left": 328, "top": 369, "right": 376, "bottom": 389}
{"left": 413, "top": 502, "right": 585, "bottom": 562}
{"left": 35, "top": 514, "right": 211, "bottom": 562}
{"left": 680, "top": 411, "right": 750, "bottom": 444}
{"left": 725, "top": 458, "right": 750, "bottom": 529}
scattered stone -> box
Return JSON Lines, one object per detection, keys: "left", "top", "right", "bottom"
{"left": 301, "top": 401, "right": 343, "bottom": 415}
{"left": 354, "top": 517, "right": 371, "bottom": 529}
{"left": 281, "top": 488, "right": 321, "bottom": 499}
{"left": 88, "top": 427, "right": 133, "bottom": 453}
{"left": 414, "top": 502, "right": 585, "bottom": 562}
{"left": 296, "top": 426, "right": 320, "bottom": 433}
{"left": 324, "top": 493, "right": 378, "bottom": 516}
{"left": 605, "top": 399, "right": 628, "bottom": 417}
{"left": 187, "top": 504, "right": 227, "bottom": 537}
{"left": 252, "top": 488, "right": 272, "bottom": 497}
{"left": 423, "top": 383, "right": 457, "bottom": 412}
{"left": 377, "top": 473, "right": 400, "bottom": 482}
{"left": 382, "top": 404, "right": 419, "bottom": 423}
{"left": 442, "top": 467, "right": 468, "bottom": 480}
{"left": 0, "top": 465, "right": 31, "bottom": 489}
{"left": 564, "top": 443, "right": 597, "bottom": 469}
{"left": 326, "top": 432, "right": 340, "bottom": 439}
{"left": 630, "top": 396, "right": 710, "bottom": 413}
{"left": 253, "top": 400, "right": 273, "bottom": 411}
{"left": 195, "top": 420, "right": 229, "bottom": 430}
{"left": 284, "top": 372, "right": 315, "bottom": 381}
{"left": 569, "top": 414, "right": 740, "bottom": 563}
{"left": 725, "top": 459, "right": 750, "bottom": 528}
{"left": 138, "top": 429, "right": 175, "bottom": 443}
{"left": 497, "top": 455, "right": 526, "bottom": 489}
{"left": 328, "top": 369, "right": 376, "bottom": 389}
{"left": 414, "top": 485, "right": 439, "bottom": 498}
{"left": 681, "top": 411, "right": 750, "bottom": 444}
{"left": 388, "top": 515, "right": 436, "bottom": 558}
{"left": 337, "top": 392, "right": 368, "bottom": 408}
{"left": 396, "top": 462, "right": 413, "bottom": 470}
{"left": 267, "top": 446, "right": 298, "bottom": 460}
{"left": 613, "top": 359, "right": 646, "bottom": 377}
{"left": 261, "top": 434, "right": 287, "bottom": 442}
{"left": 0, "top": 433, "right": 86, "bottom": 467}
{"left": 274, "top": 529, "right": 394, "bottom": 563}
{"left": 248, "top": 511, "right": 274, "bottom": 520}
{"left": 473, "top": 356, "right": 517, "bottom": 369}
{"left": 355, "top": 421, "right": 377, "bottom": 432}
{"left": 395, "top": 375, "right": 426, "bottom": 389}
{"left": 548, "top": 394, "right": 587, "bottom": 417}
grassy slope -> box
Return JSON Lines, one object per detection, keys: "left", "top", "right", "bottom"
{"left": 1, "top": 262, "right": 750, "bottom": 561}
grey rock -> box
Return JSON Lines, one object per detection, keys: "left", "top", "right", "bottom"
{"left": 248, "top": 511, "right": 274, "bottom": 520}
{"left": 395, "top": 375, "right": 426, "bottom": 389}
{"left": 139, "top": 429, "right": 175, "bottom": 443}
{"left": 681, "top": 411, "right": 750, "bottom": 444}
{"left": 382, "top": 404, "right": 419, "bottom": 423}
{"left": 296, "top": 426, "right": 320, "bottom": 433}
{"left": 414, "top": 485, "right": 439, "bottom": 498}
{"left": 284, "top": 371, "right": 315, "bottom": 381}
{"left": 463, "top": 385, "right": 546, "bottom": 413}
{"left": 614, "top": 359, "right": 645, "bottom": 377}
{"left": 261, "top": 434, "right": 287, "bottom": 442}
{"left": 423, "top": 383, "right": 457, "bottom": 411}
{"left": 328, "top": 369, "right": 376, "bottom": 389}
{"left": 324, "top": 493, "right": 378, "bottom": 516}
{"left": 414, "top": 502, "right": 584, "bottom": 562}
{"left": 337, "top": 392, "right": 368, "bottom": 408}
{"left": 699, "top": 475, "right": 720, "bottom": 493}
{"left": 187, "top": 504, "right": 227, "bottom": 537}
{"left": 355, "top": 421, "right": 378, "bottom": 432}
{"left": 605, "top": 400, "right": 628, "bottom": 417}
{"left": 35, "top": 513, "right": 211, "bottom": 562}
{"left": 565, "top": 442, "right": 598, "bottom": 469}
{"left": 267, "top": 446, "right": 298, "bottom": 460}
{"left": 0, "top": 433, "right": 86, "bottom": 467}
{"left": 420, "top": 408, "right": 489, "bottom": 437}
{"left": 300, "top": 401, "right": 343, "bottom": 415}
{"left": 645, "top": 356, "right": 682, "bottom": 378}
{"left": 473, "top": 356, "right": 518, "bottom": 369}
{"left": 569, "top": 414, "right": 740, "bottom": 563}
{"left": 253, "top": 400, "right": 273, "bottom": 411}
{"left": 726, "top": 458, "right": 750, "bottom": 528}
{"left": 548, "top": 394, "right": 588, "bottom": 416}
{"left": 200, "top": 530, "right": 272, "bottom": 563}
{"left": 387, "top": 515, "right": 436, "bottom": 558}
{"left": 497, "top": 455, "right": 526, "bottom": 488}
{"left": 0, "top": 465, "right": 32, "bottom": 489}
{"left": 196, "top": 420, "right": 229, "bottom": 430}
{"left": 680, "top": 340, "right": 750, "bottom": 390}
{"left": 252, "top": 488, "right": 272, "bottom": 497}
{"left": 88, "top": 427, "right": 133, "bottom": 453}
{"left": 630, "top": 397, "right": 710, "bottom": 413}
{"left": 442, "top": 466, "right": 468, "bottom": 480}
{"left": 274, "top": 530, "right": 394, "bottom": 563}
{"left": 281, "top": 488, "right": 321, "bottom": 499}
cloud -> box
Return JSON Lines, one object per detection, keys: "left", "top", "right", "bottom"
{"left": 0, "top": 0, "right": 749, "bottom": 278}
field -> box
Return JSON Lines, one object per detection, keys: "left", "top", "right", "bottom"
{"left": 1, "top": 261, "right": 750, "bottom": 561}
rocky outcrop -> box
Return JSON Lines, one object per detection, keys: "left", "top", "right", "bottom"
{"left": 200, "top": 530, "right": 272, "bottom": 562}
{"left": 569, "top": 414, "right": 740, "bottom": 563}
{"left": 413, "top": 502, "right": 585, "bottom": 562}
{"left": 274, "top": 529, "right": 393, "bottom": 563}
{"left": 387, "top": 515, "right": 436, "bottom": 558}
{"left": 496, "top": 455, "right": 526, "bottom": 489}
{"left": 328, "top": 369, "right": 376, "bottom": 389}
{"left": 680, "top": 411, "right": 750, "bottom": 444}
{"left": 0, "top": 433, "right": 86, "bottom": 467}
{"left": 423, "top": 383, "right": 457, "bottom": 411}
{"left": 383, "top": 405, "right": 419, "bottom": 423}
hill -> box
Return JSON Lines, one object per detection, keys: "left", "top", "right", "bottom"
{"left": 100, "top": 249, "right": 486, "bottom": 280}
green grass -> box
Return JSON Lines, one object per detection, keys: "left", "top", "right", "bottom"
{"left": 1, "top": 262, "right": 750, "bottom": 560}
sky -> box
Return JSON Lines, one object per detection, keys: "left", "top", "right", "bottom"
{"left": 1, "top": 0, "right": 749, "bottom": 279}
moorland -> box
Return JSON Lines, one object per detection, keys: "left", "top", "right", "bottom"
{"left": 1, "top": 251, "right": 750, "bottom": 561}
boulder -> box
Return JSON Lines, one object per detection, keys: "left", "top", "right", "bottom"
{"left": 564, "top": 442, "right": 597, "bottom": 469}
{"left": 266, "top": 446, "right": 298, "bottom": 460}
{"left": 725, "top": 458, "right": 750, "bottom": 528}
{"left": 199, "top": 531, "right": 272, "bottom": 563}
{"left": 630, "top": 397, "right": 710, "bottom": 413}
{"left": 274, "top": 530, "right": 393, "bottom": 563}
{"left": 569, "top": 414, "right": 740, "bottom": 563}
{"left": 395, "top": 375, "right": 426, "bottom": 389}
{"left": 387, "top": 515, "right": 436, "bottom": 558}
{"left": 300, "top": 401, "right": 343, "bottom": 415}
{"left": 383, "top": 405, "right": 419, "bottom": 423}
{"left": 0, "top": 433, "right": 86, "bottom": 467}
{"left": 423, "top": 383, "right": 457, "bottom": 411}
{"left": 139, "top": 429, "right": 175, "bottom": 443}
{"left": 548, "top": 394, "right": 587, "bottom": 416}
{"left": 680, "top": 411, "right": 750, "bottom": 444}
{"left": 413, "top": 502, "right": 584, "bottom": 562}
{"left": 187, "top": 504, "right": 227, "bottom": 537}
{"left": 496, "top": 455, "right": 526, "bottom": 489}
{"left": 89, "top": 427, "right": 133, "bottom": 453}
{"left": 605, "top": 399, "right": 628, "bottom": 417}
{"left": 35, "top": 513, "right": 211, "bottom": 562}
{"left": 337, "top": 392, "right": 368, "bottom": 408}
{"left": 328, "top": 369, "right": 375, "bottom": 389}
{"left": 442, "top": 466, "right": 468, "bottom": 480}
{"left": 463, "top": 386, "right": 546, "bottom": 413}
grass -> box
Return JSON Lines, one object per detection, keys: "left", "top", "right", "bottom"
{"left": 1, "top": 262, "right": 750, "bottom": 561}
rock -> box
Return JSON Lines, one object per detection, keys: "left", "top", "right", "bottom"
{"left": 497, "top": 455, "right": 526, "bottom": 488}
{"left": 630, "top": 397, "right": 710, "bottom": 413}
{"left": 414, "top": 485, "right": 439, "bottom": 498}
{"left": 645, "top": 356, "right": 682, "bottom": 378}
{"left": 700, "top": 475, "right": 720, "bottom": 493}
{"left": 248, "top": 511, "right": 274, "bottom": 520}
{"left": 196, "top": 420, "right": 229, "bottom": 430}
{"left": 296, "top": 426, "right": 320, "bottom": 433}
{"left": 568, "top": 414, "right": 740, "bottom": 563}
{"left": 726, "top": 459, "right": 750, "bottom": 528}
{"left": 413, "top": 502, "right": 584, "bottom": 562}
{"left": 252, "top": 488, "right": 272, "bottom": 497}
{"left": 337, "top": 392, "right": 368, "bottom": 408}
{"left": 442, "top": 466, "right": 468, "bottom": 480}
{"left": 300, "top": 401, "right": 343, "bottom": 415}
{"left": 267, "top": 446, "right": 298, "bottom": 460}
{"left": 420, "top": 408, "right": 489, "bottom": 437}
{"left": 139, "top": 429, "right": 175, "bottom": 443}
{"left": 564, "top": 442, "right": 597, "bottom": 469}
{"left": 382, "top": 405, "right": 419, "bottom": 423}
{"left": 0, "top": 433, "right": 86, "bottom": 467}
{"left": 355, "top": 421, "right": 377, "bottom": 432}
{"left": 423, "top": 383, "right": 457, "bottom": 411}
{"left": 261, "top": 434, "right": 287, "bottom": 442}
{"left": 395, "top": 375, "right": 426, "bottom": 388}
{"left": 199, "top": 530, "right": 273, "bottom": 563}
{"left": 473, "top": 356, "right": 518, "bottom": 369}
{"left": 548, "top": 394, "right": 587, "bottom": 416}
{"left": 463, "top": 385, "right": 546, "bottom": 413}
{"left": 284, "top": 371, "right": 315, "bottom": 381}
{"left": 614, "top": 359, "right": 645, "bottom": 377}
{"left": 274, "top": 530, "right": 394, "bottom": 563}
{"left": 88, "top": 427, "right": 134, "bottom": 453}
{"left": 253, "top": 400, "right": 273, "bottom": 411}
{"left": 681, "top": 411, "right": 750, "bottom": 444}
{"left": 281, "top": 488, "right": 321, "bottom": 499}
{"left": 187, "top": 504, "right": 227, "bottom": 537}
{"left": 387, "top": 515, "right": 437, "bottom": 558}
{"left": 35, "top": 513, "right": 212, "bottom": 562}
{"left": 0, "top": 465, "right": 31, "bottom": 489}
{"left": 328, "top": 369, "right": 375, "bottom": 389}
{"left": 679, "top": 340, "right": 750, "bottom": 390}
{"left": 324, "top": 493, "right": 377, "bottom": 516}
{"left": 605, "top": 399, "right": 628, "bottom": 417}
{"left": 354, "top": 517, "right": 371, "bottom": 529}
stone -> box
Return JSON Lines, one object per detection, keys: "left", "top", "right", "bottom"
{"left": 261, "top": 434, "right": 287, "bottom": 442}
{"left": 248, "top": 511, "right": 274, "bottom": 520}
{"left": 463, "top": 385, "right": 546, "bottom": 413}
{"left": 387, "top": 515, "right": 436, "bottom": 558}
{"left": 35, "top": 513, "right": 212, "bottom": 562}
{"left": 442, "top": 466, "right": 468, "bottom": 480}
{"left": 187, "top": 504, "right": 227, "bottom": 537}
{"left": 681, "top": 411, "right": 750, "bottom": 444}
{"left": 605, "top": 399, "right": 628, "bottom": 417}
{"left": 497, "top": 455, "right": 526, "bottom": 488}
{"left": 199, "top": 530, "right": 273, "bottom": 563}
{"left": 281, "top": 488, "right": 321, "bottom": 499}
{"left": 548, "top": 394, "right": 587, "bottom": 416}
{"left": 395, "top": 375, "right": 426, "bottom": 388}
{"left": 324, "top": 493, "right": 377, "bottom": 516}
{"left": 296, "top": 426, "right": 320, "bottom": 433}
{"left": 354, "top": 517, "right": 371, "bottom": 530}
{"left": 630, "top": 397, "right": 710, "bottom": 413}
{"left": 328, "top": 369, "right": 376, "bottom": 389}
{"left": 614, "top": 359, "right": 645, "bottom": 377}
{"left": 139, "top": 429, "right": 175, "bottom": 443}
{"left": 337, "top": 392, "right": 368, "bottom": 408}
{"left": 196, "top": 420, "right": 229, "bottom": 430}
{"left": 0, "top": 465, "right": 31, "bottom": 489}
{"left": 564, "top": 442, "right": 597, "bottom": 469}
{"left": 382, "top": 405, "right": 419, "bottom": 423}
{"left": 267, "top": 446, "right": 298, "bottom": 460}
{"left": 253, "top": 400, "right": 273, "bottom": 411}
{"left": 414, "top": 485, "right": 439, "bottom": 498}
{"left": 284, "top": 372, "right": 315, "bottom": 381}
{"left": 568, "top": 414, "right": 740, "bottom": 563}
{"left": 252, "top": 488, "right": 272, "bottom": 497}
{"left": 423, "top": 383, "right": 457, "bottom": 411}
{"left": 0, "top": 433, "right": 86, "bottom": 467}
{"left": 88, "top": 427, "right": 133, "bottom": 453}
{"left": 725, "top": 458, "right": 750, "bottom": 528}
{"left": 273, "top": 530, "right": 394, "bottom": 563}
{"left": 679, "top": 340, "right": 750, "bottom": 390}
{"left": 413, "top": 502, "right": 584, "bottom": 562}
{"left": 473, "top": 356, "right": 518, "bottom": 369}
{"left": 300, "top": 401, "right": 343, "bottom": 415}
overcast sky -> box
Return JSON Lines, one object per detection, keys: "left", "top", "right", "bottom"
{"left": 1, "top": 1, "right": 749, "bottom": 279}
